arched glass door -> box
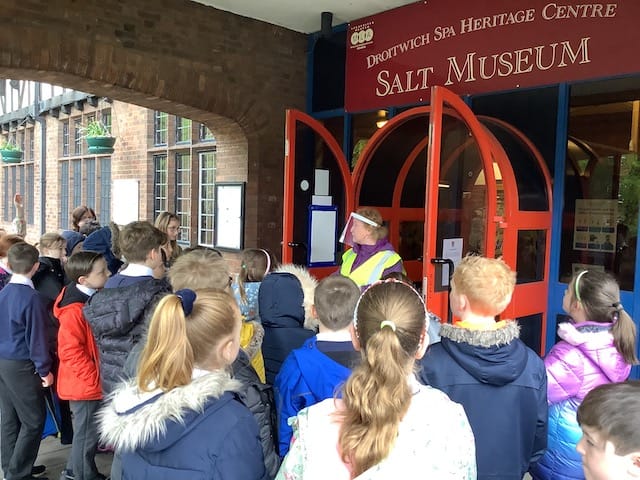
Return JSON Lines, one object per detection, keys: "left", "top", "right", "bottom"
{"left": 282, "top": 87, "right": 552, "bottom": 353}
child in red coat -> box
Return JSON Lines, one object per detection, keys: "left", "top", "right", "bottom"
{"left": 55, "top": 252, "right": 110, "bottom": 480}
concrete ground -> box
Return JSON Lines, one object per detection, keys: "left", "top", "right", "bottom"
{"left": 1, "top": 435, "right": 113, "bottom": 480}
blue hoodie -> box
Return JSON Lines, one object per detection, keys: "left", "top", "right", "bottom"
{"left": 275, "top": 336, "right": 359, "bottom": 456}
{"left": 419, "top": 321, "right": 547, "bottom": 480}
{"left": 259, "top": 272, "right": 315, "bottom": 385}
{"left": 82, "top": 226, "right": 124, "bottom": 275}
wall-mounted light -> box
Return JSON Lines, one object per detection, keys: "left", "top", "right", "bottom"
{"left": 376, "top": 109, "right": 388, "bottom": 129}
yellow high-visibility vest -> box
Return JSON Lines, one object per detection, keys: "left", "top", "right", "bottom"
{"left": 340, "top": 248, "right": 403, "bottom": 288}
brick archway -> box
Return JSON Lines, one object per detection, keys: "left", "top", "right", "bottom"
{"left": 0, "top": 0, "right": 307, "bottom": 253}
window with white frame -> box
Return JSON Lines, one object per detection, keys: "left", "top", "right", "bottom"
{"left": 62, "top": 121, "right": 70, "bottom": 157}
{"left": 199, "top": 151, "right": 216, "bottom": 246}
{"left": 175, "top": 152, "right": 191, "bottom": 244}
{"left": 153, "top": 154, "right": 168, "bottom": 218}
{"left": 199, "top": 123, "right": 215, "bottom": 142}
{"left": 176, "top": 117, "right": 191, "bottom": 144}
{"left": 74, "top": 119, "right": 82, "bottom": 155}
{"left": 154, "top": 111, "right": 168, "bottom": 146}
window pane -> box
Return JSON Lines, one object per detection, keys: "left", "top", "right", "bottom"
{"left": 26, "top": 164, "right": 34, "bottom": 224}
{"left": 3, "top": 168, "right": 9, "bottom": 221}
{"left": 100, "top": 158, "right": 111, "bottom": 223}
{"left": 74, "top": 119, "right": 82, "bottom": 155}
{"left": 199, "top": 123, "right": 215, "bottom": 142}
{"left": 560, "top": 98, "right": 639, "bottom": 291}
{"left": 176, "top": 117, "right": 192, "bottom": 143}
{"left": 73, "top": 159, "right": 82, "bottom": 207}
{"left": 175, "top": 153, "right": 191, "bottom": 243}
{"left": 516, "top": 230, "right": 546, "bottom": 284}
{"left": 62, "top": 121, "right": 69, "bottom": 157}
{"left": 154, "top": 111, "right": 168, "bottom": 146}
{"left": 86, "top": 158, "right": 96, "bottom": 209}
{"left": 60, "top": 162, "right": 69, "bottom": 229}
{"left": 199, "top": 151, "right": 216, "bottom": 246}
{"left": 153, "top": 154, "right": 168, "bottom": 217}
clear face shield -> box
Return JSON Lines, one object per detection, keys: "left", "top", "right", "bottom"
{"left": 339, "top": 212, "right": 380, "bottom": 246}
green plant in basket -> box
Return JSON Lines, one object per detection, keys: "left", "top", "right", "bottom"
{"left": 82, "top": 120, "right": 112, "bottom": 138}
{"left": 0, "top": 139, "right": 22, "bottom": 152}
{"left": 0, "top": 139, "right": 23, "bottom": 163}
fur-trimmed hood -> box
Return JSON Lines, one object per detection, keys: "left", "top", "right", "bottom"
{"left": 259, "top": 264, "right": 318, "bottom": 331}
{"left": 438, "top": 320, "right": 529, "bottom": 386}
{"left": 99, "top": 371, "right": 241, "bottom": 452}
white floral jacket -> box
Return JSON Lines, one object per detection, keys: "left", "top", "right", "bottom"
{"left": 276, "top": 376, "right": 477, "bottom": 480}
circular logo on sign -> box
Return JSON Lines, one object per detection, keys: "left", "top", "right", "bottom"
{"left": 350, "top": 32, "right": 359, "bottom": 45}
{"left": 365, "top": 28, "right": 374, "bottom": 41}
{"left": 358, "top": 31, "right": 366, "bottom": 43}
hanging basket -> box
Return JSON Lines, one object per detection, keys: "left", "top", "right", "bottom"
{"left": 86, "top": 136, "right": 116, "bottom": 154}
{"left": 1, "top": 149, "right": 23, "bottom": 163}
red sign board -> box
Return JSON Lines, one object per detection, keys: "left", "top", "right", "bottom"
{"left": 345, "top": 1, "right": 640, "bottom": 112}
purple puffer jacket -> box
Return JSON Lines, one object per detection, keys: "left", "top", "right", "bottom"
{"left": 530, "top": 321, "right": 631, "bottom": 480}
{"left": 546, "top": 321, "right": 630, "bottom": 403}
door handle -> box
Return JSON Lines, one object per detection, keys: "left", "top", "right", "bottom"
{"left": 430, "top": 257, "right": 455, "bottom": 324}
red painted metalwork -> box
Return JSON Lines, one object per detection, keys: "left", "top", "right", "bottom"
{"left": 282, "top": 110, "right": 353, "bottom": 264}
{"left": 282, "top": 87, "right": 552, "bottom": 353}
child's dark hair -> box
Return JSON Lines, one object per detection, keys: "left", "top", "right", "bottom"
{"left": 237, "top": 248, "right": 275, "bottom": 303}
{"left": 7, "top": 242, "right": 38, "bottom": 274}
{"left": 0, "top": 234, "right": 25, "bottom": 258}
{"left": 314, "top": 276, "right": 360, "bottom": 331}
{"left": 571, "top": 270, "right": 638, "bottom": 365}
{"left": 65, "top": 251, "right": 105, "bottom": 283}
{"left": 119, "top": 221, "right": 166, "bottom": 263}
{"left": 79, "top": 219, "right": 102, "bottom": 236}
{"left": 577, "top": 380, "right": 640, "bottom": 455}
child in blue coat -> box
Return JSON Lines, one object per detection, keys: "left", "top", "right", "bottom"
{"left": 275, "top": 275, "right": 361, "bottom": 457}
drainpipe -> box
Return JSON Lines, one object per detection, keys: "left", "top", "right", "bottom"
{"left": 34, "top": 82, "right": 46, "bottom": 234}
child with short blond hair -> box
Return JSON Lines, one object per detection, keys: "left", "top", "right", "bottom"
{"left": 419, "top": 255, "right": 548, "bottom": 480}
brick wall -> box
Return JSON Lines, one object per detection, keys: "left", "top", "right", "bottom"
{"left": 0, "top": 0, "right": 307, "bottom": 256}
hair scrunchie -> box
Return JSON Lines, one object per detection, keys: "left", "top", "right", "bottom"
{"left": 175, "top": 288, "right": 197, "bottom": 316}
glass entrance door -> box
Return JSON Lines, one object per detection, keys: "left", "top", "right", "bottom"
{"left": 283, "top": 87, "right": 552, "bottom": 353}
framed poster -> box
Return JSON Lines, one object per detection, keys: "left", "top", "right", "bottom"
{"left": 214, "top": 182, "right": 245, "bottom": 251}
{"left": 307, "top": 205, "right": 338, "bottom": 267}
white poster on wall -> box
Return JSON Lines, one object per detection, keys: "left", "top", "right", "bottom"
{"left": 573, "top": 199, "right": 617, "bottom": 252}
{"left": 111, "top": 179, "right": 139, "bottom": 225}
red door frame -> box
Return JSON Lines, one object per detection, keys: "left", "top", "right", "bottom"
{"left": 281, "top": 86, "right": 552, "bottom": 352}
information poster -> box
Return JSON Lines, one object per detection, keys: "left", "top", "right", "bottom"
{"left": 573, "top": 199, "right": 617, "bottom": 252}
{"left": 442, "top": 238, "right": 463, "bottom": 287}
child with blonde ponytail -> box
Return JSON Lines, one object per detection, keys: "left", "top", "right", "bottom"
{"left": 99, "top": 289, "right": 268, "bottom": 480}
{"left": 276, "top": 280, "right": 476, "bottom": 479}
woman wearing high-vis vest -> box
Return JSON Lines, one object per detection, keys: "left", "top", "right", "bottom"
{"left": 339, "top": 207, "right": 404, "bottom": 289}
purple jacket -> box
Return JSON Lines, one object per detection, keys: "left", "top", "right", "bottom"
{"left": 530, "top": 321, "right": 630, "bottom": 480}
{"left": 545, "top": 321, "right": 630, "bottom": 403}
